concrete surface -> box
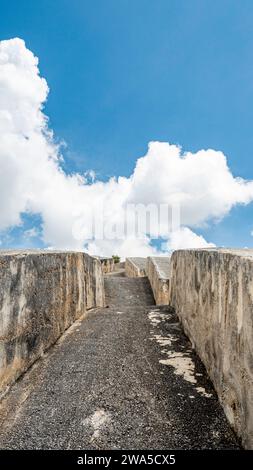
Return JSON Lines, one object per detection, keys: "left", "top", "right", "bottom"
{"left": 125, "top": 257, "right": 146, "bottom": 277}
{"left": 0, "top": 269, "right": 239, "bottom": 449}
{"left": 170, "top": 248, "right": 253, "bottom": 449}
{"left": 97, "top": 257, "right": 115, "bottom": 274}
{"left": 0, "top": 250, "right": 104, "bottom": 398}
{"left": 146, "top": 257, "right": 171, "bottom": 305}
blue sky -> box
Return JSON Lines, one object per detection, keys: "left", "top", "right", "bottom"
{"left": 1, "top": 0, "right": 253, "bottom": 251}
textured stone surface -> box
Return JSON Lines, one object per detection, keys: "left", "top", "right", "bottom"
{"left": 170, "top": 248, "right": 253, "bottom": 449}
{"left": 0, "top": 270, "right": 239, "bottom": 449}
{"left": 125, "top": 257, "right": 146, "bottom": 277}
{"left": 0, "top": 250, "right": 105, "bottom": 397}
{"left": 97, "top": 257, "right": 115, "bottom": 274}
{"left": 146, "top": 257, "right": 171, "bottom": 305}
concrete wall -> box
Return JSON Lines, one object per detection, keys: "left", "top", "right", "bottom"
{"left": 146, "top": 257, "right": 170, "bottom": 305}
{"left": 99, "top": 257, "right": 115, "bottom": 274}
{"left": 125, "top": 257, "right": 146, "bottom": 277}
{"left": 0, "top": 250, "right": 105, "bottom": 398}
{"left": 169, "top": 248, "right": 253, "bottom": 449}
{"left": 116, "top": 261, "right": 125, "bottom": 270}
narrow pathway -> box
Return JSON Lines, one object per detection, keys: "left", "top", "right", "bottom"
{"left": 0, "top": 271, "right": 239, "bottom": 449}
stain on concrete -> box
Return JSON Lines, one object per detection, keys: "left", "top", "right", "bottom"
{"left": 82, "top": 409, "right": 111, "bottom": 441}
{"left": 148, "top": 308, "right": 213, "bottom": 398}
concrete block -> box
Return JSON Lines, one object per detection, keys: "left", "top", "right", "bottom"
{"left": 170, "top": 248, "right": 253, "bottom": 448}
{"left": 0, "top": 250, "right": 105, "bottom": 397}
{"left": 146, "top": 256, "right": 170, "bottom": 305}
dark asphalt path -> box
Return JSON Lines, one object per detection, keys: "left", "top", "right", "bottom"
{"left": 0, "top": 272, "right": 239, "bottom": 449}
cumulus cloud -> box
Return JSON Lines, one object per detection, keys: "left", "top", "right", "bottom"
{"left": 127, "top": 142, "right": 253, "bottom": 227}
{"left": 24, "top": 227, "right": 40, "bottom": 239}
{"left": 1, "top": 38, "right": 253, "bottom": 257}
{"left": 164, "top": 227, "right": 215, "bottom": 251}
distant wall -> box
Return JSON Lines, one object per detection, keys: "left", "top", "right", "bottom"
{"left": 116, "top": 261, "right": 125, "bottom": 270}
{"left": 0, "top": 251, "right": 105, "bottom": 397}
{"left": 100, "top": 257, "right": 115, "bottom": 274}
{"left": 146, "top": 257, "right": 170, "bottom": 305}
{"left": 170, "top": 249, "right": 253, "bottom": 449}
{"left": 125, "top": 258, "right": 146, "bottom": 277}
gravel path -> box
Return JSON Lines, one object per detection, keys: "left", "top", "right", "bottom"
{"left": 0, "top": 272, "right": 239, "bottom": 449}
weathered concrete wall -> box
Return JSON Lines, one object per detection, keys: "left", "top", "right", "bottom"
{"left": 116, "top": 261, "right": 125, "bottom": 270}
{"left": 99, "top": 257, "right": 115, "bottom": 274}
{"left": 170, "top": 248, "right": 253, "bottom": 449}
{"left": 0, "top": 250, "right": 105, "bottom": 398}
{"left": 125, "top": 257, "right": 146, "bottom": 277}
{"left": 146, "top": 257, "right": 170, "bottom": 305}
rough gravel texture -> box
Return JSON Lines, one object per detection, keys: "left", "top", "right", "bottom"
{"left": 0, "top": 271, "right": 239, "bottom": 449}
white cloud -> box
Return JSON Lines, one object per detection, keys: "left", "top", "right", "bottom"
{"left": 127, "top": 142, "right": 253, "bottom": 227}
{"left": 164, "top": 227, "right": 215, "bottom": 251}
{"left": 0, "top": 38, "right": 253, "bottom": 258}
{"left": 84, "top": 169, "right": 96, "bottom": 183}
{"left": 86, "top": 236, "right": 160, "bottom": 259}
{"left": 24, "top": 227, "right": 40, "bottom": 239}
